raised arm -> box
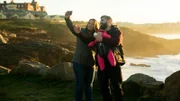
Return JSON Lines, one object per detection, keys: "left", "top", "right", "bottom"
{"left": 64, "top": 11, "right": 79, "bottom": 37}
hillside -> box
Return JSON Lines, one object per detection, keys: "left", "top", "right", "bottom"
{"left": 121, "top": 27, "right": 180, "bottom": 56}
{"left": 0, "top": 19, "right": 180, "bottom": 59}
{"left": 116, "top": 22, "right": 180, "bottom": 34}
{"left": 0, "top": 19, "right": 76, "bottom": 43}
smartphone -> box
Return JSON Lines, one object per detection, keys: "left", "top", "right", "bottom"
{"left": 69, "top": 11, "right": 73, "bottom": 15}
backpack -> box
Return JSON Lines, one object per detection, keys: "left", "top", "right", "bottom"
{"left": 113, "top": 45, "right": 126, "bottom": 66}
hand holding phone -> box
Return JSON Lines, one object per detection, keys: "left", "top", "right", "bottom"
{"left": 69, "top": 11, "right": 73, "bottom": 15}
{"left": 65, "top": 11, "right": 73, "bottom": 18}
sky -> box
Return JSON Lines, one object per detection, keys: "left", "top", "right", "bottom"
{"left": 1, "top": 0, "right": 180, "bottom": 24}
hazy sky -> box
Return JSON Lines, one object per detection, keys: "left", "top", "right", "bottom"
{"left": 1, "top": 0, "right": 180, "bottom": 24}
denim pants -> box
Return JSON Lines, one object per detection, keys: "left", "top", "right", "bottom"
{"left": 73, "top": 62, "right": 95, "bottom": 101}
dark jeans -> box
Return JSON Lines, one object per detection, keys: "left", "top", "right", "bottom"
{"left": 97, "top": 58, "right": 124, "bottom": 101}
{"left": 73, "top": 62, "right": 95, "bottom": 101}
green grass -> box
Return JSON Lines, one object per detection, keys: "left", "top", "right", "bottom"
{"left": 0, "top": 75, "right": 102, "bottom": 101}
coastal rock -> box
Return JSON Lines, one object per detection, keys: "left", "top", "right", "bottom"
{"left": 123, "top": 73, "right": 164, "bottom": 101}
{"left": 0, "top": 34, "right": 7, "bottom": 44}
{"left": 49, "top": 62, "right": 74, "bottom": 80}
{"left": 8, "top": 33, "right": 17, "bottom": 39}
{"left": 10, "top": 60, "right": 50, "bottom": 76}
{"left": 134, "top": 56, "right": 145, "bottom": 59}
{"left": 61, "top": 49, "right": 74, "bottom": 62}
{"left": 0, "top": 40, "right": 72, "bottom": 68}
{"left": 162, "top": 70, "right": 180, "bottom": 101}
{"left": 0, "top": 30, "right": 8, "bottom": 36}
{"left": 130, "top": 63, "right": 151, "bottom": 67}
{"left": 0, "top": 66, "right": 11, "bottom": 74}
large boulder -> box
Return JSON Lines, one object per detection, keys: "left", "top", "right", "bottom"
{"left": 0, "top": 66, "right": 11, "bottom": 74}
{"left": 10, "top": 60, "right": 50, "bottom": 76}
{"left": 123, "top": 73, "right": 164, "bottom": 101}
{"left": 8, "top": 33, "right": 17, "bottom": 39}
{"left": 49, "top": 62, "right": 74, "bottom": 80}
{"left": 61, "top": 48, "right": 74, "bottom": 62}
{"left": 162, "top": 70, "right": 180, "bottom": 101}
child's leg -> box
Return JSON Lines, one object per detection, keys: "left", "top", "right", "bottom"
{"left": 97, "top": 54, "right": 105, "bottom": 71}
{"left": 107, "top": 50, "right": 116, "bottom": 67}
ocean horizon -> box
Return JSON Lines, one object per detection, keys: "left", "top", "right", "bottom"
{"left": 150, "top": 33, "right": 180, "bottom": 40}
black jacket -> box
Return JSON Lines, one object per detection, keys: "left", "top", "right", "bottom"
{"left": 65, "top": 18, "right": 96, "bottom": 67}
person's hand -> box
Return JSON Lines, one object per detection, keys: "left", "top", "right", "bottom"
{"left": 65, "top": 11, "right": 72, "bottom": 19}
{"left": 74, "top": 24, "right": 81, "bottom": 34}
{"left": 95, "top": 32, "right": 103, "bottom": 42}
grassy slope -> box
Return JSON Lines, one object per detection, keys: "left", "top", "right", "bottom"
{"left": 0, "top": 75, "right": 102, "bottom": 101}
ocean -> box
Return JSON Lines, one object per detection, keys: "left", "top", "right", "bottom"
{"left": 150, "top": 33, "right": 180, "bottom": 40}
{"left": 122, "top": 34, "right": 180, "bottom": 82}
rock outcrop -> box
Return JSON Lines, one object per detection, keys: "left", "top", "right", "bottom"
{"left": 0, "top": 34, "right": 7, "bottom": 44}
{"left": 162, "top": 70, "right": 180, "bottom": 101}
{"left": 11, "top": 60, "right": 50, "bottom": 76}
{"left": 0, "top": 66, "right": 11, "bottom": 74}
{"left": 130, "top": 63, "right": 151, "bottom": 67}
{"left": 123, "top": 73, "right": 164, "bottom": 101}
{"left": 49, "top": 62, "right": 74, "bottom": 80}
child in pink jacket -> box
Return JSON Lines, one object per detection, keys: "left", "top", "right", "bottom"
{"left": 88, "top": 29, "right": 116, "bottom": 71}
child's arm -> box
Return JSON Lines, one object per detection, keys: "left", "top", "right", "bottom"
{"left": 88, "top": 40, "right": 97, "bottom": 47}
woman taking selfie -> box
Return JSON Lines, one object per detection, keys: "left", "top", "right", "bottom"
{"left": 64, "top": 11, "right": 99, "bottom": 101}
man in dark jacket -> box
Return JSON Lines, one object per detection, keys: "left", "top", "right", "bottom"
{"left": 95, "top": 15, "right": 124, "bottom": 101}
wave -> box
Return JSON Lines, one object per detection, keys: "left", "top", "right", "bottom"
{"left": 122, "top": 53, "right": 180, "bottom": 82}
